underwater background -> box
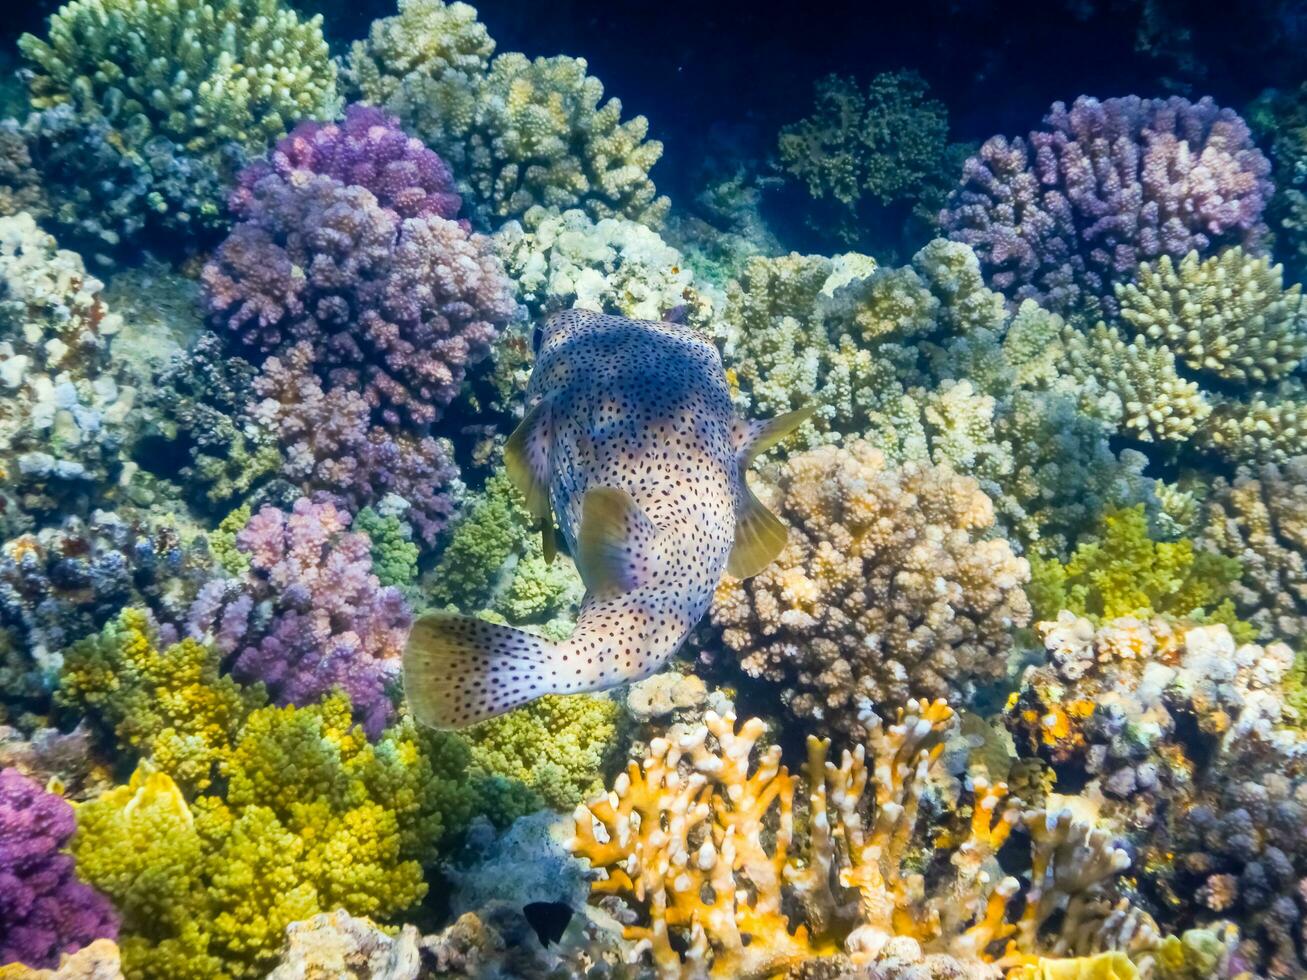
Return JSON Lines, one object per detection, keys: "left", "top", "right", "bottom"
{"left": 0, "top": 0, "right": 1306, "bottom": 977}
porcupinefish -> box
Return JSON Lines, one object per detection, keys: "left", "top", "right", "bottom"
{"left": 403, "top": 309, "right": 810, "bottom": 728}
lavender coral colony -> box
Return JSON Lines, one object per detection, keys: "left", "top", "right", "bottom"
{"left": 2, "top": 0, "right": 1307, "bottom": 976}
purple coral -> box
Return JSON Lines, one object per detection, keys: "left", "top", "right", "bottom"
{"left": 186, "top": 499, "right": 411, "bottom": 738}
{"left": 941, "top": 95, "right": 1273, "bottom": 314}
{"left": 0, "top": 769, "right": 117, "bottom": 969}
{"left": 204, "top": 165, "right": 514, "bottom": 429}
{"left": 252, "top": 344, "right": 459, "bottom": 544}
{"left": 231, "top": 103, "right": 463, "bottom": 222}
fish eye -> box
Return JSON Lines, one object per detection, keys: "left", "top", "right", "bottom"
{"left": 531, "top": 325, "right": 544, "bottom": 353}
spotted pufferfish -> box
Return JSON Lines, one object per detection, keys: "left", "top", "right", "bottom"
{"left": 403, "top": 309, "right": 810, "bottom": 728}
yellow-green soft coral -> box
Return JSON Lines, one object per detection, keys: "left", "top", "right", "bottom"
{"left": 72, "top": 694, "right": 496, "bottom": 979}
{"left": 1116, "top": 248, "right": 1307, "bottom": 384}
{"left": 1028, "top": 505, "right": 1247, "bottom": 632}
{"left": 20, "top": 0, "right": 338, "bottom": 157}
{"left": 352, "top": 508, "right": 420, "bottom": 592}
{"left": 58, "top": 608, "right": 264, "bottom": 794}
{"left": 465, "top": 694, "right": 620, "bottom": 809}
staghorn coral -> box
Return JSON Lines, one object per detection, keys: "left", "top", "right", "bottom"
{"left": 56, "top": 608, "right": 264, "bottom": 795}
{"left": 777, "top": 72, "right": 968, "bottom": 250}
{"left": 185, "top": 499, "right": 411, "bottom": 738}
{"left": 1026, "top": 506, "right": 1246, "bottom": 629}
{"left": 1115, "top": 249, "right": 1307, "bottom": 385}
{"left": 941, "top": 96, "right": 1272, "bottom": 317}
{"left": 494, "top": 206, "right": 716, "bottom": 328}
{"left": 71, "top": 694, "right": 493, "bottom": 980}
{"left": 377, "top": 50, "right": 668, "bottom": 227}
{"left": 710, "top": 441, "right": 1030, "bottom": 738}
{"left": 0, "top": 769, "right": 117, "bottom": 970}
{"left": 205, "top": 168, "right": 514, "bottom": 430}
{"left": 1198, "top": 458, "right": 1307, "bottom": 642}
{"left": 0, "top": 214, "right": 135, "bottom": 536}
{"left": 570, "top": 700, "right": 1171, "bottom": 978}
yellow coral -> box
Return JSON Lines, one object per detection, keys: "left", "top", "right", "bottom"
{"left": 1012, "top": 951, "right": 1138, "bottom": 979}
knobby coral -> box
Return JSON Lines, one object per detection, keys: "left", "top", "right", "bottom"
{"left": 941, "top": 96, "right": 1272, "bottom": 317}
{"left": 711, "top": 441, "right": 1031, "bottom": 737}
{"left": 185, "top": 499, "right": 411, "bottom": 738}
{"left": 0, "top": 769, "right": 117, "bottom": 970}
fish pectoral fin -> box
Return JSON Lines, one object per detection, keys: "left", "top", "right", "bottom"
{"left": 576, "top": 486, "right": 659, "bottom": 599}
{"left": 728, "top": 482, "right": 789, "bottom": 579}
{"left": 736, "top": 404, "right": 816, "bottom": 467}
{"left": 505, "top": 397, "right": 556, "bottom": 560}
{"left": 403, "top": 612, "right": 559, "bottom": 729}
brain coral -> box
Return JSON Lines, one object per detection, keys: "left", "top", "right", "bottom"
{"left": 185, "top": 499, "right": 411, "bottom": 738}
{"left": 204, "top": 169, "right": 514, "bottom": 430}
{"left": 1199, "top": 457, "right": 1307, "bottom": 642}
{"left": 941, "top": 95, "right": 1273, "bottom": 316}
{"left": 710, "top": 441, "right": 1031, "bottom": 736}
{"left": 0, "top": 768, "right": 118, "bottom": 970}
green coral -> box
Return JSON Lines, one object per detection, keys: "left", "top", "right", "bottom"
{"left": 351, "top": 10, "right": 668, "bottom": 228}
{"left": 72, "top": 693, "right": 498, "bottom": 979}
{"left": 21, "top": 0, "right": 338, "bottom": 157}
{"left": 353, "top": 508, "right": 420, "bottom": 592}
{"left": 465, "top": 694, "right": 620, "bottom": 809}
{"left": 208, "top": 504, "right": 251, "bottom": 576}
{"left": 1028, "top": 505, "right": 1247, "bottom": 630}
{"left": 777, "top": 72, "right": 969, "bottom": 250}
{"left": 58, "top": 608, "right": 265, "bottom": 794}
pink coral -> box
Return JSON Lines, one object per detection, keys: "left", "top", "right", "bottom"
{"left": 186, "top": 499, "right": 412, "bottom": 737}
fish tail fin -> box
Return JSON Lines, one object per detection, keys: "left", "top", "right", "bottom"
{"left": 403, "top": 612, "right": 561, "bottom": 729}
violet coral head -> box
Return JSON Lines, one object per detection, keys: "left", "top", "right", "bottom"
{"left": 941, "top": 95, "right": 1273, "bottom": 315}
{"left": 0, "top": 768, "right": 118, "bottom": 969}
{"left": 231, "top": 103, "right": 463, "bottom": 221}
{"left": 186, "top": 499, "right": 412, "bottom": 738}
{"left": 204, "top": 170, "right": 515, "bottom": 428}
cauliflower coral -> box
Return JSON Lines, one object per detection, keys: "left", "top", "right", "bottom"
{"left": 711, "top": 441, "right": 1031, "bottom": 736}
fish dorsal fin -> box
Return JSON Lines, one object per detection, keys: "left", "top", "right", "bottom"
{"left": 728, "top": 482, "right": 789, "bottom": 579}
{"left": 576, "top": 486, "right": 659, "bottom": 599}
{"left": 735, "top": 404, "right": 816, "bottom": 467}
{"left": 504, "top": 397, "right": 557, "bottom": 562}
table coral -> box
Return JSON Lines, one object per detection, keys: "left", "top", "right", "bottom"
{"left": 71, "top": 694, "right": 489, "bottom": 979}
{"left": 185, "top": 499, "right": 411, "bottom": 738}
{"left": 941, "top": 96, "right": 1272, "bottom": 317}
{"left": 710, "top": 441, "right": 1030, "bottom": 737}
{"left": 1116, "top": 249, "right": 1307, "bottom": 385}
{"left": 0, "top": 769, "right": 117, "bottom": 970}
{"left": 570, "top": 700, "right": 1174, "bottom": 978}
{"left": 1198, "top": 457, "right": 1307, "bottom": 642}
{"left": 777, "top": 71, "right": 968, "bottom": 249}
{"left": 0, "top": 214, "right": 135, "bottom": 536}
{"left": 205, "top": 168, "right": 514, "bottom": 430}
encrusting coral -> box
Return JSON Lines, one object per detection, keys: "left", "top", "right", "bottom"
{"left": 0, "top": 769, "right": 118, "bottom": 970}
{"left": 1198, "top": 457, "right": 1307, "bottom": 642}
{"left": 941, "top": 96, "right": 1273, "bottom": 317}
{"left": 184, "top": 499, "right": 411, "bottom": 738}
{"left": 17, "top": 0, "right": 339, "bottom": 247}
{"left": 569, "top": 699, "right": 1195, "bottom": 979}
{"left": 710, "top": 441, "right": 1031, "bottom": 737}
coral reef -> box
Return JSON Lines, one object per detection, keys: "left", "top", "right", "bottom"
{"left": 778, "top": 72, "right": 968, "bottom": 250}
{"left": 0, "top": 769, "right": 117, "bottom": 970}
{"left": 266, "top": 910, "right": 419, "bottom": 980}
{"left": 710, "top": 441, "right": 1030, "bottom": 736}
{"left": 1198, "top": 457, "right": 1307, "bottom": 642}
{"left": 185, "top": 499, "right": 410, "bottom": 738}
{"left": 0, "top": 938, "right": 122, "bottom": 980}
{"left": 941, "top": 96, "right": 1272, "bottom": 317}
